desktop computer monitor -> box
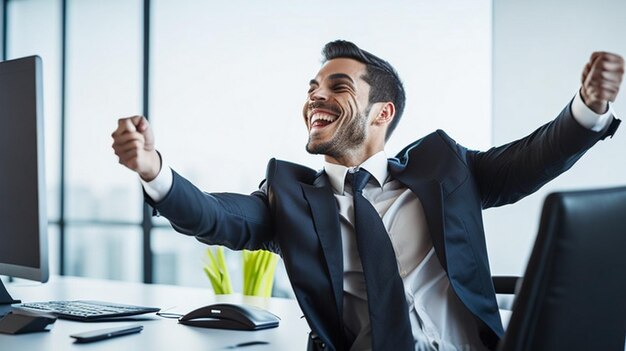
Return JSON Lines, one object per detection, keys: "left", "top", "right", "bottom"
{"left": 0, "top": 57, "right": 158, "bottom": 321}
{"left": 0, "top": 55, "right": 49, "bottom": 305}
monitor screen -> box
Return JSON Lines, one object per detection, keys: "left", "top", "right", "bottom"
{"left": 0, "top": 55, "right": 48, "bottom": 285}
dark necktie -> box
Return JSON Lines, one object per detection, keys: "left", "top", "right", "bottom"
{"left": 349, "top": 169, "right": 414, "bottom": 351}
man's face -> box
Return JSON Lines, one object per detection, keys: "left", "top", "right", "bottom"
{"left": 303, "top": 58, "right": 373, "bottom": 159}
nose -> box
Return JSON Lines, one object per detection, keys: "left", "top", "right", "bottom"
{"left": 309, "top": 86, "right": 328, "bottom": 102}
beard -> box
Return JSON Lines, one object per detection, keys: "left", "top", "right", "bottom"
{"left": 305, "top": 103, "right": 370, "bottom": 159}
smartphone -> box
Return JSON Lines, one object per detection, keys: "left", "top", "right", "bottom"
{"left": 70, "top": 324, "right": 143, "bottom": 343}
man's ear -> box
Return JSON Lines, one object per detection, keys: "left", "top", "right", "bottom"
{"left": 373, "top": 102, "right": 395, "bottom": 126}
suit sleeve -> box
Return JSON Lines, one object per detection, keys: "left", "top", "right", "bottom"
{"left": 464, "top": 100, "right": 620, "bottom": 209}
{"left": 144, "top": 170, "right": 278, "bottom": 253}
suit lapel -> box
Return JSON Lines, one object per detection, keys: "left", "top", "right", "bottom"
{"left": 388, "top": 159, "right": 448, "bottom": 271}
{"left": 297, "top": 157, "right": 449, "bottom": 341}
{"left": 300, "top": 173, "right": 344, "bottom": 323}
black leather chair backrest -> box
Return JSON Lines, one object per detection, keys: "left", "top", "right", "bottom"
{"left": 498, "top": 186, "right": 626, "bottom": 351}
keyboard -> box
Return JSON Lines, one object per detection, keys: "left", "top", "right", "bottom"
{"left": 17, "top": 300, "right": 160, "bottom": 321}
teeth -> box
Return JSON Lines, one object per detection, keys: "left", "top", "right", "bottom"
{"left": 310, "top": 113, "right": 337, "bottom": 125}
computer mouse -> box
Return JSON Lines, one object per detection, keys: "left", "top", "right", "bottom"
{"left": 178, "top": 303, "right": 279, "bottom": 331}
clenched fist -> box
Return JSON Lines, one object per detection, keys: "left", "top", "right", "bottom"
{"left": 111, "top": 116, "right": 161, "bottom": 181}
{"left": 581, "top": 52, "right": 624, "bottom": 114}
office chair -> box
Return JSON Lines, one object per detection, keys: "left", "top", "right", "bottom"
{"left": 496, "top": 186, "right": 626, "bottom": 351}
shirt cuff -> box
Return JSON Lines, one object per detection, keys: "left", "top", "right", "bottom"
{"left": 571, "top": 90, "right": 615, "bottom": 132}
{"left": 140, "top": 161, "right": 173, "bottom": 202}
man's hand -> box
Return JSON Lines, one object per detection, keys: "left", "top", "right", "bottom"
{"left": 581, "top": 52, "right": 624, "bottom": 114}
{"left": 111, "top": 115, "right": 161, "bottom": 181}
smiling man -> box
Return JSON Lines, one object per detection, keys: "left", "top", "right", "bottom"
{"left": 304, "top": 62, "right": 380, "bottom": 164}
{"left": 112, "top": 40, "right": 623, "bottom": 351}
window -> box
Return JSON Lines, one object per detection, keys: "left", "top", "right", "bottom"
{"left": 5, "top": 0, "right": 491, "bottom": 291}
{"left": 149, "top": 0, "right": 491, "bottom": 291}
{"left": 6, "top": 0, "right": 62, "bottom": 275}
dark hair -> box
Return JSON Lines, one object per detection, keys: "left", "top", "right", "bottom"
{"left": 322, "top": 40, "right": 405, "bottom": 141}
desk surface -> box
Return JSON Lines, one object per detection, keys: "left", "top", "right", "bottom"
{"left": 0, "top": 276, "right": 309, "bottom": 351}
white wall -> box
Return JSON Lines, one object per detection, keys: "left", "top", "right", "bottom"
{"left": 486, "top": 0, "right": 626, "bottom": 275}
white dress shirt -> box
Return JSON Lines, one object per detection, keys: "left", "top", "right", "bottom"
{"left": 326, "top": 152, "right": 488, "bottom": 351}
{"left": 142, "top": 91, "right": 613, "bottom": 350}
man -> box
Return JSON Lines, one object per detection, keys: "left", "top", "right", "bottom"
{"left": 112, "top": 41, "right": 623, "bottom": 351}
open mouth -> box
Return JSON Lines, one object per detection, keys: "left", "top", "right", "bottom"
{"left": 309, "top": 110, "right": 338, "bottom": 130}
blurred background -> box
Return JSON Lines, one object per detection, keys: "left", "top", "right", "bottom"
{"left": 1, "top": 0, "right": 624, "bottom": 297}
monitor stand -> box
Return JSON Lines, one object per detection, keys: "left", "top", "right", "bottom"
{"left": 0, "top": 280, "right": 20, "bottom": 317}
{"left": 0, "top": 279, "right": 20, "bottom": 305}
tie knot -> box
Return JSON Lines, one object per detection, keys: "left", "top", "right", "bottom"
{"left": 349, "top": 169, "right": 371, "bottom": 194}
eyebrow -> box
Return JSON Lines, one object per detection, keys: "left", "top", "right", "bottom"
{"left": 309, "top": 73, "right": 356, "bottom": 86}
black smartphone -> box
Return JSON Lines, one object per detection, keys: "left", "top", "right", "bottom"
{"left": 70, "top": 324, "right": 143, "bottom": 343}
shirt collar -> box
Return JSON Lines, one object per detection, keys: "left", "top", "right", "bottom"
{"left": 324, "top": 151, "right": 389, "bottom": 194}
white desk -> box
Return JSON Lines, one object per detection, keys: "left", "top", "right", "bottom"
{"left": 0, "top": 276, "right": 310, "bottom": 351}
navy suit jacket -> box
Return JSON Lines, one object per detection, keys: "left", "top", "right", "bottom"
{"left": 146, "top": 103, "right": 619, "bottom": 350}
